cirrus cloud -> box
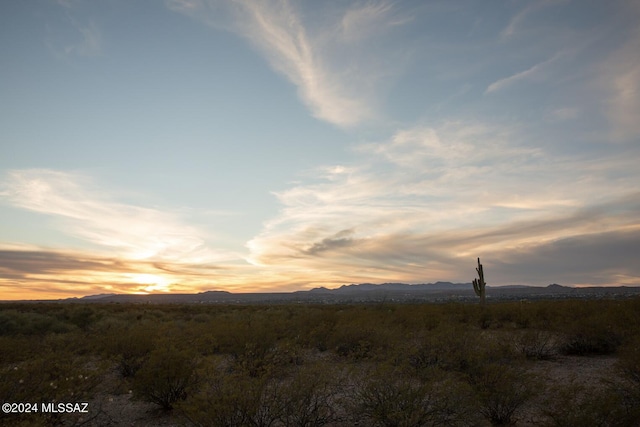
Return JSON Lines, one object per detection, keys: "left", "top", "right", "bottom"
{"left": 247, "top": 121, "right": 640, "bottom": 286}
{"left": 0, "top": 169, "right": 231, "bottom": 265}
{"left": 167, "top": 0, "right": 410, "bottom": 127}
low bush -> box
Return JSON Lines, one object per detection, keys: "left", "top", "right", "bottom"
{"left": 348, "top": 366, "right": 478, "bottom": 427}
{"left": 560, "top": 322, "right": 622, "bottom": 356}
{"left": 610, "top": 337, "right": 640, "bottom": 423}
{"left": 514, "top": 329, "right": 558, "bottom": 360}
{"left": 181, "top": 372, "right": 282, "bottom": 426}
{"left": 0, "top": 309, "right": 73, "bottom": 336}
{"left": 102, "top": 324, "right": 157, "bottom": 377}
{"left": 277, "top": 364, "right": 342, "bottom": 426}
{"left": 468, "top": 363, "right": 538, "bottom": 426}
{"left": 0, "top": 353, "right": 103, "bottom": 426}
{"left": 133, "top": 345, "right": 200, "bottom": 410}
{"left": 540, "top": 378, "right": 637, "bottom": 427}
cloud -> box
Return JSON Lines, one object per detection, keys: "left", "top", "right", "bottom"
{"left": 491, "top": 228, "right": 640, "bottom": 286}
{"left": 302, "top": 228, "right": 356, "bottom": 256}
{"left": 167, "top": 0, "right": 409, "bottom": 127}
{"left": 485, "top": 52, "right": 563, "bottom": 94}
{"left": 1, "top": 170, "right": 343, "bottom": 297}
{"left": 340, "top": 1, "right": 411, "bottom": 42}
{"left": 46, "top": 14, "right": 102, "bottom": 58}
{"left": 549, "top": 107, "right": 580, "bottom": 121}
{"left": 247, "top": 121, "right": 640, "bottom": 286}
{"left": 0, "top": 248, "right": 126, "bottom": 278}
{"left": 500, "top": 0, "right": 565, "bottom": 39}
{"left": 0, "top": 247, "right": 203, "bottom": 298}
{"left": 600, "top": 25, "right": 640, "bottom": 141}
{"left": 0, "top": 169, "right": 231, "bottom": 265}
{"left": 69, "top": 20, "right": 101, "bottom": 56}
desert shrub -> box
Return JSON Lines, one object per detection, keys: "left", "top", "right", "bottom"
{"left": 277, "top": 364, "right": 342, "bottom": 426}
{"left": 609, "top": 337, "right": 640, "bottom": 423}
{"left": 0, "top": 354, "right": 101, "bottom": 402}
{"left": 329, "top": 317, "right": 378, "bottom": 360}
{"left": 326, "top": 307, "right": 407, "bottom": 361}
{"left": 61, "top": 305, "right": 101, "bottom": 331}
{"left": 540, "top": 378, "right": 637, "bottom": 427}
{"left": 560, "top": 318, "right": 622, "bottom": 356}
{"left": 184, "top": 359, "right": 342, "bottom": 426}
{"left": 309, "top": 320, "right": 336, "bottom": 352}
{"left": 133, "top": 345, "right": 200, "bottom": 410}
{"left": 181, "top": 372, "right": 283, "bottom": 427}
{"left": 0, "top": 310, "right": 21, "bottom": 335}
{"left": 0, "top": 336, "right": 44, "bottom": 365}
{"left": 214, "top": 317, "right": 279, "bottom": 356}
{"left": 552, "top": 299, "right": 640, "bottom": 354}
{"left": 408, "top": 325, "right": 475, "bottom": 373}
{"left": 230, "top": 340, "right": 300, "bottom": 378}
{"left": 409, "top": 325, "right": 517, "bottom": 377}
{"left": 0, "top": 353, "right": 103, "bottom": 426}
{"left": 348, "top": 366, "right": 478, "bottom": 427}
{"left": 616, "top": 336, "right": 640, "bottom": 386}
{"left": 0, "top": 309, "right": 73, "bottom": 336}
{"left": 103, "top": 324, "right": 157, "bottom": 377}
{"left": 222, "top": 316, "right": 304, "bottom": 377}
{"left": 514, "top": 329, "right": 558, "bottom": 360}
{"left": 334, "top": 334, "right": 374, "bottom": 360}
{"left": 468, "top": 363, "right": 538, "bottom": 426}
{"left": 191, "top": 312, "right": 211, "bottom": 323}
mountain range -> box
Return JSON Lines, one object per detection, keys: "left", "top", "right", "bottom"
{"left": 26, "top": 282, "right": 637, "bottom": 304}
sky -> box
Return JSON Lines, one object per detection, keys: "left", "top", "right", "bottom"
{"left": 1, "top": 0, "right": 639, "bottom": 299}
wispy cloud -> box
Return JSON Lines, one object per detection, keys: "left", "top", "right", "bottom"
{"left": 0, "top": 169, "right": 270, "bottom": 297}
{"left": 485, "top": 52, "right": 563, "bottom": 94}
{"left": 500, "top": 0, "right": 564, "bottom": 39}
{"left": 167, "top": 0, "right": 409, "bottom": 127}
{"left": 0, "top": 169, "right": 230, "bottom": 265}
{"left": 247, "top": 121, "right": 640, "bottom": 286}
{"left": 0, "top": 243, "right": 253, "bottom": 298}
{"left": 549, "top": 106, "right": 580, "bottom": 121}
{"left": 46, "top": 15, "right": 102, "bottom": 58}
{"left": 340, "top": 1, "right": 411, "bottom": 42}
{"left": 600, "top": 24, "right": 640, "bottom": 141}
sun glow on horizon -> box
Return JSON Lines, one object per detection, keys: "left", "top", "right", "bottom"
{"left": 127, "top": 273, "right": 173, "bottom": 293}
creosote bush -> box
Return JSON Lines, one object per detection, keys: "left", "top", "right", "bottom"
{"left": 133, "top": 344, "right": 200, "bottom": 410}
{"left": 102, "top": 324, "right": 157, "bottom": 377}
{"left": 0, "top": 352, "right": 103, "bottom": 426}
{"left": 182, "top": 363, "right": 341, "bottom": 427}
{"left": 348, "top": 365, "right": 478, "bottom": 427}
{"left": 514, "top": 329, "right": 558, "bottom": 360}
{"left": 541, "top": 380, "right": 617, "bottom": 426}
{"left": 468, "top": 363, "right": 538, "bottom": 426}
{"left": 181, "top": 371, "right": 283, "bottom": 426}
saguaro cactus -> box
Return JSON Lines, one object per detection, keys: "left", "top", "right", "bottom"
{"left": 472, "top": 257, "right": 486, "bottom": 306}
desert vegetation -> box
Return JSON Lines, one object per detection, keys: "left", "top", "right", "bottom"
{"left": 1, "top": 298, "right": 640, "bottom": 426}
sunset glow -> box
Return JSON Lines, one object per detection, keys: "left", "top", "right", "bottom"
{"left": 1, "top": 1, "right": 639, "bottom": 300}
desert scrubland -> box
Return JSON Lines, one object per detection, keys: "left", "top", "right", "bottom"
{"left": 1, "top": 299, "right": 640, "bottom": 426}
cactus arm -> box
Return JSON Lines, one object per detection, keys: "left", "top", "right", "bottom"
{"left": 472, "top": 278, "right": 482, "bottom": 297}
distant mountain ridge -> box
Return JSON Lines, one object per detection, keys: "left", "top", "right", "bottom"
{"left": 6, "top": 282, "right": 638, "bottom": 304}
{"left": 306, "top": 282, "right": 473, "bottom": 294}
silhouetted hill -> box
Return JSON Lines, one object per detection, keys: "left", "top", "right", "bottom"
{"left": 308, "top": 282, "right": 472, "bottom": 294}
{"left": 5, "top": 282, "right": 640, "bottom": 304}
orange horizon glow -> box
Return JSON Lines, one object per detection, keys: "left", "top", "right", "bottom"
{"left": 2, "top": 251, "right": 639, "bottom": 301}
